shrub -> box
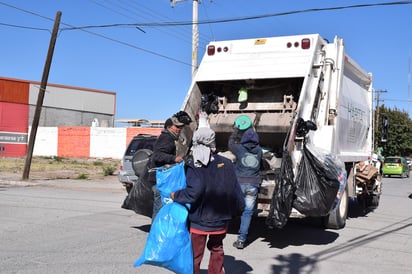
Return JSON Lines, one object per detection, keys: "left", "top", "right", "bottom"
{"left": 76, "top": 173, "right": 88, "bottom": 180}
{"left": 103, "top": 165, "right": 115, "bottom": 176}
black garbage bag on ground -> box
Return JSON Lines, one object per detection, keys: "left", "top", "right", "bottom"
{"left": 121, "top": 176, "right": 153, "bottom": 218}
{"left": 293, "top": 144, "right": 342, "bottom": 217}
{"left": 266, "top": 150, "right": 296, "bottom": 229}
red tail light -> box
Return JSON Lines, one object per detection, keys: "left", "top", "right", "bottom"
{"left": 207, "top": 45, "right": 215, "bottom": 56}
{"left": 301, "top": 38, "right": 310, "bottom": 49}
{"left": 120, "top": 165, "right": 124, "bottom": 171}
{"left": 286, "top": 38, "right": 311, "bottom": 49}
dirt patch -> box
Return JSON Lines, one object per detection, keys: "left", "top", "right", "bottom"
{"left": 0, "top": 156, "right": 120, "bottom": 181}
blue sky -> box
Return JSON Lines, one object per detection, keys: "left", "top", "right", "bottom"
{"left": 1, "top": 1, "right": 412, "bottom": 124}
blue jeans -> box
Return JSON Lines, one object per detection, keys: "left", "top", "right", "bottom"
{"left": 152, "top": 185, "right": 162, "bottom": 221}
{"left": 238, "top": 184, "right": 259, "bottom": 242}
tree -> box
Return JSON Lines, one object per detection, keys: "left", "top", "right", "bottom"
{"left": 375, "top": 105, "right": 412, "bottom": 157}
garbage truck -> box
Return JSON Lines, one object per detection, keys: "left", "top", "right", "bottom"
{"left": 178, "top": 33, "right": 381, "bottom": 229}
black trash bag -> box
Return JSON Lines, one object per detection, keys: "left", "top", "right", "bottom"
{"left": 121, "top": 176, "right": 154, "bottom": 218}
{"left": 266, "top": 150, "right": 296, "bottom": 229}
{"left": 293, "top": 144, "right": 342, "bottom": 217}
{"left": 296, "top": 117, "right": 317, "bottom": 137}
{"left": 174, "top": 111, "right": 192, "bottom": 125}
{"left": 201, "top": 92, "right": 219, "bottom": 114}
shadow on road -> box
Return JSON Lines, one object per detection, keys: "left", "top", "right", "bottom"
{"left": 228, "top": 217, "right": 339, "bottom": 249}
{"left": 132, "top": 224, "right": 151, "bottom": 233}
{"left": 224, "top": 216, "right": 338, "bottom": 273}
{"left": 131, "top": 198, "right": 390, "bottom": 274}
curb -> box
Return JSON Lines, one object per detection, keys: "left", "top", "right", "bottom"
{"left": 0, "top": 178, "right": 125, "bottom": 192}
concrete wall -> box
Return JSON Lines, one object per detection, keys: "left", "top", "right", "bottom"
{"left": 29, "top": 126, "right": 162, "bottom": 159}
{"left": 32, "top": 127, "right": 58, "bottom": 156}
{"left": 28, "top": 83, "right": 115, "bottom": 114}
{"left": 1, "top": 76, "right": 118, "bottom": 156}
{"left": 28, "top": 83, "right": 116, "bottom": 127}
{"left": 29, "top": 106, "right": 114, "bottom": 127}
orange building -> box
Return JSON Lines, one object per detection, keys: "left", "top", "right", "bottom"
{"left": 0, "top": 76, "right": 116, "bottom": 157}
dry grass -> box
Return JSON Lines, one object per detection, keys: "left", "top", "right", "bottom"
{"left": 0, "top": 156, "right": 120, "bottom": 180}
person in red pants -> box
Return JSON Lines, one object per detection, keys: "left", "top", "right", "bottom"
{"left": 171, "top": 127, "right": 245, "bottom": 274}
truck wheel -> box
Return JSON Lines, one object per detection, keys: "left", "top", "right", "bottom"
{"left": 323, "top": 185, "right": 348, "bottom": 229}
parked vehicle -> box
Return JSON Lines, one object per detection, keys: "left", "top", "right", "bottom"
{"left": 179, "top": 34, "right": 378, "bottom": 229}
{"left": 118, "top": 134, "right": 158, "bottom": 193}
{"left": 405, "top": 157, "right": 412, "bottom": 168}
{"left": 382, "top": 156, "right": 410, "bottom": 178}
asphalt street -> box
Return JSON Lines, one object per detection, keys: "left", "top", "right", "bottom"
{"left": 0, "top": 174, "right": 411, "bottom": 274}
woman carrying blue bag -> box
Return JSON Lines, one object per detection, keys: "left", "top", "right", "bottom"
{"left": 171, "top": 127, "right": 245, "bottom": 274}
{"left": 133, "top": 161, "right": 193, "bottom": 274}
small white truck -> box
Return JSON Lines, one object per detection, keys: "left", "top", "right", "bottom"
{"left": 178, "top": 33, "right": 380, "bottom": 229}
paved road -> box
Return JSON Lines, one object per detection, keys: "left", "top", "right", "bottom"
{"left": 0, "top": 175, "right": 411, "bottom": 274}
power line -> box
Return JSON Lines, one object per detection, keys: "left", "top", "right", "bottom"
{"left": 61, "top": 1, "right": 412, "bottom": 29}
{"left": 380, "top": 99, "right": 412, "bottom": 102}
{"left": 4, "top": 1, "right": 412, "bottom": 31}
{"left": 0, "top": 1, "right": 54, "bottom": 22}
{"left": 2, "top": 0, "right": 412, "bottom": 67}
{"left": 88, "top": 0, "right": 200, "bottom": 45}
{"left": 59, "top": 23, "right": 193, "bottom": 67}
{"left": 0, "top": 22, "right": 50, "bottom": 32}
{"left": 0, "top": 1, "right": 192, "bottom": 67}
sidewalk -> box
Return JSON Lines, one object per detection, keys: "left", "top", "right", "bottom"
{"left": 0, "top": 173, "right": 124, "bottom": 192}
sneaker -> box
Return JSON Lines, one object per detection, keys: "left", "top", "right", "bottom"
{"left": 233, "top": 240, "right": 245, "bottom": 249}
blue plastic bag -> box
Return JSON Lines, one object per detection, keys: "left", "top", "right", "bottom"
{"left": 133, "top": 202, "right": 193, "bottom": 274}
{"left": 156, "top": 162, "right": 187, "bottom": 205}
{"left": 133, "top": 161, "right": 193, "bottom": 274}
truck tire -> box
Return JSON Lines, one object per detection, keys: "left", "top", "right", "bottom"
{"left": 132, "top": 149, "right": 153, "bottom": 177}
{"left": 323, "top": 185, "right": 348, "bottom": 229}
{"left": 367, "top": 194, "right": 380, "bottom": 209}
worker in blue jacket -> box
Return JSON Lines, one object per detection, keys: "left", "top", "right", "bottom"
{"left": 171, "top": 127, "right": 245, "bottom": 274}
{"left": 229, "top": 115, "right": 263, "bottom": 249}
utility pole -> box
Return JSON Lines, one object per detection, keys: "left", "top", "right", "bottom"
{"left": 171, "top": 0, "right": 199, "bottom": 79}
{"left": 22, "top": 11, "right": 62, "bottom": 180}
{"left": 191, "top": 0, "right": 199, "bottom": 78}
{"left": 374, "top": 89, "right": 387, "bottom": 150}
{"left": 408, "top": 50, "right": 411, "bottom": 118}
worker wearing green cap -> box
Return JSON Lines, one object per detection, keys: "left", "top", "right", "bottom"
{"left": 229, "top": 115, "right": 263, "bottom": 249}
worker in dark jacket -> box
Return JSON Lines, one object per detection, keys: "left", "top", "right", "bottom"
{"left": 171, "top": 127, "right": 245, "bottom": 274}
{"left": 229, "top": 116, "right": 263, "bottom": 249}
{"left": 147, "top": 112, "right": 192, "bottom": 220}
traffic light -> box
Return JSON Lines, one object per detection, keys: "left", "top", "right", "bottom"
{"left": 381, "top": 115, "right": 388, "bottom": 143}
